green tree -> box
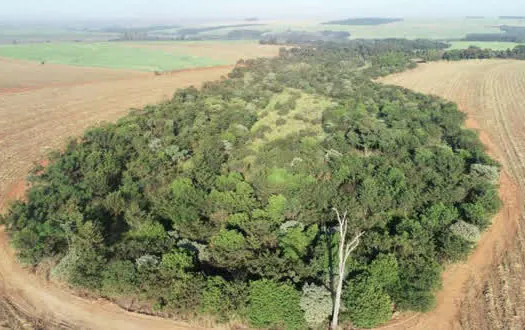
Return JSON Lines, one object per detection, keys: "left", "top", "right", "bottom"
{"left": 246, "top": 280, "right": 305, "bottom": 330}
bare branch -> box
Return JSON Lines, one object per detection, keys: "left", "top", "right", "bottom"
{"left": 330, "top": 209, "right": 365, "bottom": 330}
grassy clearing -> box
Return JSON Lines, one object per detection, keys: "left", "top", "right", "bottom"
{"left": 0, "top": 42, "right": 225, "bottom": 71}
{"left": 249, "top": 89, "right": 331, "bottom": 149}
{"left": 447, "top": 41, "right": 523, "bottom": 50}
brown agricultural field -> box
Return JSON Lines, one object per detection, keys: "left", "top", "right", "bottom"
{"left": 0, "top": 57, "right": 146, "bottom": 91}
{"left": 123, "top": 41, "right": 281, "bottom": 62}
{"left": 379, "top": 60, "right": 525, "bottom": 329}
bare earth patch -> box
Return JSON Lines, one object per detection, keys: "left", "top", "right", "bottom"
{"left": 378, "top": 60, "right": 525, "bottom": 329}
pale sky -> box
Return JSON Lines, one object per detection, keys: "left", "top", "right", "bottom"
{"left": 0, "top": 0, "right": 522, "bottom": 21}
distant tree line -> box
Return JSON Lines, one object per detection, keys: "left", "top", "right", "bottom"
{"left": 100, "top": 25, "right": 180, "bottom": 33}
{"left": 322, "top": 18, "right": 404, "bottom": 25}
{"left": 260, "top": 31, "right": 351, "bottom": 44}
{"left": 463, "top": 25, "right": 525, "bottom": 43}
{"left": 443, "top": 45, "right": 525, "bottom": 60}
{"left": 176, "top": 24, "right": 265, "bottom": 36}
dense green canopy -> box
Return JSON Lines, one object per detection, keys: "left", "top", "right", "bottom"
{"left": 1, "top": 40, "right": 500, "bottom": 329}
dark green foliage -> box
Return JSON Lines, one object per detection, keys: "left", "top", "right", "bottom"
{"left": 201, "top": 277, "right": 248, "bottom": 321}
{"left": 1, "top": 40, "right": 500, "bottom": 328}
{"left": 276, "top": 118, "right": 287, "bottom": 126}
{"left": 463, "top": 25, "right": 525, "bottom": 43}
{"left": 344, "top": 276, "right": 393, "bottom": 328}
{"left": 443, "top": 45, "right": 525, "bottom": 60}
{"left": 246, "top": 280, "right": 305, "bottom": 330}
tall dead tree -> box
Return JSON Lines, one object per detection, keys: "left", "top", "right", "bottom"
{"left": 331, "top": 208, "right": 364, "bottom": 330}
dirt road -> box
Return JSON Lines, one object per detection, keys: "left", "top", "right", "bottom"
{"left": 379, "top": 60, "right": 525, "bottom": 329}
{"left": 0, "top": 64, "right": 234, "bottom": 329}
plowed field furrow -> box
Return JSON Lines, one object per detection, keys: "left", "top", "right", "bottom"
{"left": 379, "top": 59, "right": 525, "bottom": 329}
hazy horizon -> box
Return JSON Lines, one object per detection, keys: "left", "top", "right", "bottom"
{"left": 1, "top": 0, "right": 523, "bottom": 23}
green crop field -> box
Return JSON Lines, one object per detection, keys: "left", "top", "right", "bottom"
{"left": 0, "top": 42, "right": 225, "bottom": 71}
{"left": 447, "top": 41, "right": 523, "bottom": 50}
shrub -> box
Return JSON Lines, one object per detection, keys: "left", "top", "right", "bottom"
{"left": 300, "top": 283, "right": 333, "bottom": 328}
{"left": 461, "top": 202, "right": 489, "bottom": 228}
{"left": 246, "top": 280, "right": 305, "bottom": 330}
{"left": 201, "top": 276, "right": 247, "bottom": 321}
{"left": 471, "top": 163, "right": 499, "bottom": 183}
{"left": 252, "top": 125, "right": 272, "bottom": 139}
{"left": 101, "top": 260, "right": 138, "bottom": 296}
{"left": 51, "top": 247, "right": 80, "bottom": 282}
{"left": 450, "top": 220, "right": 481, "bottom": 242}
{"left": 439, "top": 231, "right": 472, "bottom": 261}
{"left": 276, "top": 118, "right": 287, "bottom": 126}
{"left": 344, "top": 277, "right": 392, "bottom": 328}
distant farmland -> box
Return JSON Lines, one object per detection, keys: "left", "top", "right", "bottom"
{"left": 0, "top": 42, "right": 225, "bottom": 71}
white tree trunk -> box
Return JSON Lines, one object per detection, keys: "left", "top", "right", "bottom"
{"left": 330, "top": 208, "right": 363, "bottom": 330}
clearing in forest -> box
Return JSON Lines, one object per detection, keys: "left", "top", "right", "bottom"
{"left": 379, "top": 59, "right": 525, "bottom": 329}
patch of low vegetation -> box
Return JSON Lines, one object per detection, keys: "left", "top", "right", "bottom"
{"left": 322, "top": 17, "right": 404, "bottom": 25}
{"left": 1, "top": 40, "right": 501, "bottom": 329}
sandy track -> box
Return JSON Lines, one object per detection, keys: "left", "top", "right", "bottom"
{"left": 379, "top": 60, "right": 525, "bottom": 329}
{"left": 0, "top": 65, "right": 234, "bottom": 329}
